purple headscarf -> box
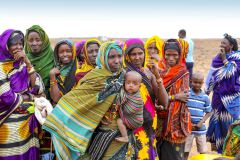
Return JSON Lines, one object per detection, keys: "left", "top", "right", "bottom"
{"left": 76, "top": 40, "right": 86, "bottom": 57}
{"left": 114, "top": 39, "right": 124, "bottom": 49}
{"left": 0, "top": 29, "right": 15, "bottom": 61}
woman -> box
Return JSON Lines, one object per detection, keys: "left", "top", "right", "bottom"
{"left": 75, "top": 40, "right": 86, "bottom": 67}
{"left": 145, "top": 35, "right": 164, "bottom": 68}
{"left": 0, "top": 29, "right": 44, "bottom": 159}
{"left": 43, "top": 42, "right": 129, "bottom": 160}
{"left": 49, "top": 39, "right": 78, "bottom": 104}
{"left": 206, "top": 34, "right": 240, "bottom": 153}
{"left": 75, "top": 38, "right": 101, "bottom": 83}
{"left": 25, "top": 25, "right": 54, "bottom": 99}
{"left": 124, "top": 38, "right": 168, "bottom": 160}
{"left": 157, "top": 39, "right": 191, "bottom": 160}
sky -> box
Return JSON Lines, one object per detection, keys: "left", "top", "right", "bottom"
{"left": 1, "top": 0, "right": 240, "bottom": 39}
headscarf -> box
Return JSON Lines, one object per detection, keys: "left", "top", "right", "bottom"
{"left": 76, "top": 40, "right": 86, "bottom": 57}
{"left": 75, "top": 38, "right": 101, "bottom": 82}
{"left": 83, "top": 38, "right": 101, "bottom": 66}
{"left": 25, "top": 25, "right": 54, "bottom": 90}
{"left": 113, "top": 39, "right": 124, "bottom": 49}
{"left": 178, "top": 38, "right": 189, "bottom": 64}
{"left": 145, "top": 35, "right": 164, "bottom": 66}
{"left": 161, "top": 39, "right": 186, "bottom": 87}
{"left": 43, "top": 42, "right": 124, "bottom": 158}
{"left": 76, "top": 40, "right": 86, "bottom": 65}
{"left": 7, "top": 30, "right": 24, "bottom": 49}
{"left": 124, "top": 38, "right": 145, "bottom": 60}
{"left": 53, "top": 39, "right": 78, "bottom": 95}
{"left": 124, "top": 38, "right": 149, "bottom": 83}
{"left": 0, "top": 29, "right": 26, "bottom": 73}
{"left": 159, "top": 39, "right": 185, "bottom": 72}
{"left": 96, "top": 41, "right": 122, "bottom": 71}
{"left": 0, "top": 29, "right": 23, "bottom": 61}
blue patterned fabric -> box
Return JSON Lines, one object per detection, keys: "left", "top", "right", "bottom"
{"left": 206, "top": 51, "right": 240, "bottom": 153}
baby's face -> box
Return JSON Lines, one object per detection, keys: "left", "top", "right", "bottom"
{"left": 124, "top": 75, "right": 141, "bottom": 94}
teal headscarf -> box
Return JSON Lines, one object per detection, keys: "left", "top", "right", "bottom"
{"left": 96, "top": 41, "right": 123, "bottom": 71}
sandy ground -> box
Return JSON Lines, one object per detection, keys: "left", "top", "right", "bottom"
{"left": 50, "top": 38, "right": 239, "bottom": 159}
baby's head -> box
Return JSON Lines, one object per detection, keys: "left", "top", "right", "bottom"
{"left": 124, "top": 71, "right": 142, "bottom": 94}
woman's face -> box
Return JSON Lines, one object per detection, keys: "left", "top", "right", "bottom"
{"left": 128, "top": 48, "right": 145, "bottom": 69}
{"left": 107, "top": 49, "right": 122, "bottom": 73}
{"left": 147, "top": 42, "right": 158, "bottom": 57}
{"left": 87, "top": 43, "right": 99, "bottom": 66}
{"left": 27, "top": 31, "right": 43, "bottom": 53}
{"left": 57, "top": 43, "right": 73, "bottom": 65}
{"left": 220, "top": 38, "right": 233, "bottom": 53}
{"left": 164, "top": 49, "right": 179, "bottom": 67}
{"left": 8, "top": 39, "right": 23, "bottom": 55}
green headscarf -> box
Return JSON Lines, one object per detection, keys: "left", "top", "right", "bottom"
{"left": 25, "top": 25, "right": 54, "bottom": 97}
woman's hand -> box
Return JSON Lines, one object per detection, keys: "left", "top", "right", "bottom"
{"left": 13, "top": 50, "right": 32, "bottom": 66}
{"left": 49, "top": 68, "right": 60, "bottom": 78}
{"left": 13, "top": 50, "right": 27, "bottom": 61}
{"left": 174, "top": 90, "right": 189, "bottom": 102}
{"left": 150, "top": 53, "right": 160, "bottom": 62}
{"left": 147, "top": 58, "right": 160, "bottom": 78}
{"left": 219, "top": 47, "right": 227, "bottom": 61}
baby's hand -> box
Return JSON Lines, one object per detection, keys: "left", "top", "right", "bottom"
{"left": 35, "top": 98, "right": 47, "bottom": 111}
{"left": 101, "top": 119, "right": 111, "bottom": 125}
{"left": 41, "top": 108, "right": 47, "bottom": 118}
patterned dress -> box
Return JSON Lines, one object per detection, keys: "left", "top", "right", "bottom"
{"left": 206, "top": 51, "right": 240, "bottom": 153}
{"left": 0, "top": 29, "right": 44, "bottom": 159}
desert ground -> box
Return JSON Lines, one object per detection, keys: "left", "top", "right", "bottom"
{"left": 50, "top": 38, "right": 239, "bottom": 159}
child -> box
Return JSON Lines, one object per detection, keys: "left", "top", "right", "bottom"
{"left": 115, "top": 71, "right": 144, "bottom": 142}
{"left": 184, "top": 72, "right": 212, "bottom": 159}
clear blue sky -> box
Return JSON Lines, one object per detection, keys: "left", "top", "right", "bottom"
{"left": 1, "top": 0, "right": 240, "bottom": 38}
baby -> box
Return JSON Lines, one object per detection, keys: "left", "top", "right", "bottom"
{"left": 115, "top": 71, "right": 144, "bottom": 142}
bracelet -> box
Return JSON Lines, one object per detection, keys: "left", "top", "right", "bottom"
{"left": 50, "top": 79, "right": 58, "bottom": 86}
{"left": 223, "top": 59, "right": 229, "bottom": 66}
{"left": 27, "top": 65, "right": 33, "bottom": 71}
{"left": 168, "top": 95, "right": 175, "bottom": 101}
{"left": 224, "top": 61, "right": 229, "bottom": 66}
{"left": 223, "top": 59, "right": 228, "bottom": 64}
{"left": 156, "top": 77, "right": 163, "bottom": 84}
{"left": 28, "top": 67, "right": 35, "bottom": 75}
